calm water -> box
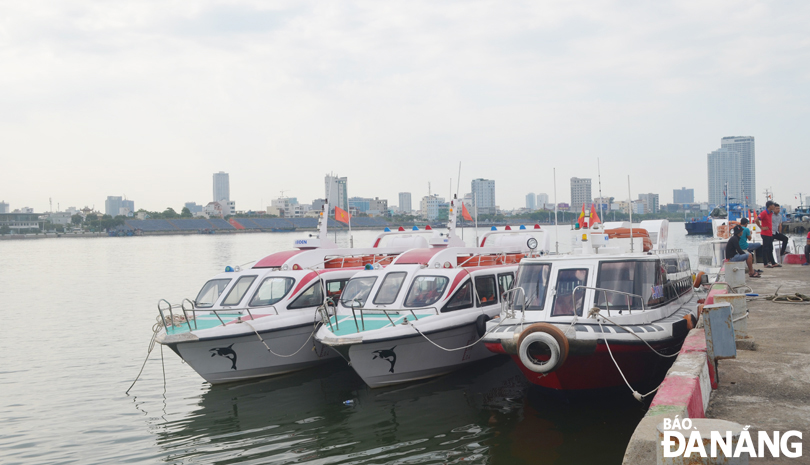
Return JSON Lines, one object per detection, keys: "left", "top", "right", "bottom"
{"left": 0, "top": 224, "right": 706, "bottom": 465}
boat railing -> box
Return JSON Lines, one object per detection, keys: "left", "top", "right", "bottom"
{"left": 322, "top": 298, "right": 440, "bottom": 333}
{"left": 157, "top": 298, "right": 198, "bottom": 332}
{"left": 651, "top": 248, "right": 684, "bottom": 255}
{"left": 501, "top": 287, "right": 527, "bottom": 320}
{"left": 157, "top": 300, "right": 280, "bottom": 332}
{"left": 572, "top": 285, "right": 647, "bottom": 317}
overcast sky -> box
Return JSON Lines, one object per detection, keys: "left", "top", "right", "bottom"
{"left": 2, "top": 0, "right": 809, "bottom": 213}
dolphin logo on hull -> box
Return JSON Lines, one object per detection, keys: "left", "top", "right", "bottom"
{"left": 210, "top": 344, "right": 238, "bottom": 370}
{"left": 372, "top": 346, "right": 397, "bottom": 373}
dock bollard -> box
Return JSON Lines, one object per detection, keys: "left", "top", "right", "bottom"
{"left": 702, "top": 303, "right": 737, "bottom": 383}
{"left": 657, "top": 419, "right": 748, "bottom": 464}
{"left": 711, "top": 294, "right": 749, "bottom": 340}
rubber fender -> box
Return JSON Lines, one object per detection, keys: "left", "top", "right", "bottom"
{"left": 516, "top": 323, "right": 570, "bottom": 374}
{"left": 475, "top": 314, "right": 491, "bottom": 338}
{"left": 693, "top": 271, "right": 706, "bottom": 288}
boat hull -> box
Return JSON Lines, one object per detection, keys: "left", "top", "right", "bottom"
{"left": 164, "top": 324, "right": 339, "bottom": 384}
{"left": 343, "top": 323, "right": 496, "bottom": 388}
{"left": 684, "top": 221, "right": 712, "bottom": 235}
{"left": 504, "top": 338, "right": 682, "bottom": 391}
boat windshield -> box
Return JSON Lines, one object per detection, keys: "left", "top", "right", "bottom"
{"left": 373, "top": 272, "right": 407, "bottom": 305}
{"left": 340, "top": 277, "right": 378, "bottom": 307}
{"left": 222, "top": 275, "right": 257, "bottom": 306}
{"left": 512, "top": 263, "right": 552, "bottom": 310}
{"left": 194, "top": 278, "right": 232, "bottom": 308}
{"left": 404, "top": 276, "right": 449, "bottom": 308}
{"left": 249, "top": 277, "right": 295, "bottom": 307}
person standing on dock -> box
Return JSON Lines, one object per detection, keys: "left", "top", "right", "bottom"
{"left": 726, "top": 225, "right": 759, "bottom": 277}
{"left": 756, "top": 201, "right": 776, "bottom": 268}
{"left": 772, "top": 203, "right": 789, "bottom": 260}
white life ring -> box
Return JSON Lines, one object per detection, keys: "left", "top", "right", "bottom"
{"left": 517, "top": 323, "right": 569, "bottom": 374}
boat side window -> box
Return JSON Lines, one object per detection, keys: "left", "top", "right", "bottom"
{"left": 340, "top": 277, "right": 378, "bottom": 308}
{"left": 497, "top": 273, "right": 514, "bottom": 300}
{"left": 551, "top": 269, "right": 589, "bottom": 317}
{"left": 326, "top": 279, "right": 349, "bottom": 303}
{"left": 373, "top": 272, "right": 407, "bottom": 305}
{"left": 249, "top": 277, "right": 295, "bottom": 307}
{"left": 512, "top": 264, "right": 551, "bottom": 310}
{"left": 194, "top": 279, "right": 231, "bottom": 308}
{"left": 594, "top": 260, "right": 668, "bottom": 310}
{"left": 288, "top": 282, "right": 324, "bottom": 309}
{"left": 443, "top": 280, "right": 473, "bottom": 312}
{"left": 221, "top": 275, "right": 258, "bottom": 306}
{"left": 475, "top": 275, "right": 498, "bottom": 306}
{"left": 404, "top": 276, "right": 449, "bottom": 308}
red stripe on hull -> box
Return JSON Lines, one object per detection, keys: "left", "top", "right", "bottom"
{"left": 511, "top": 340, "right": 682, "bottom": 391}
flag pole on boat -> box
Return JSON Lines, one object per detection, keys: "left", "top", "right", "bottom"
{"left": 628, "top": 175, "right": 634, "bottom": 253}
{"left": 474, "top": 191, "right": 479, "bottom": 247}
{"left": 553, "top": 168, "right": 559, "bottom": 254}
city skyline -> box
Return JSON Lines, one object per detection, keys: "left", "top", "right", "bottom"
{"left": 1, "top": 2, "right": 808, "bottom": 212}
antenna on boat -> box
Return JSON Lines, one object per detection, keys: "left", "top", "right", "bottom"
{"left": 627, "top": 175, "right": 634, "bottom": 253}
{"left": 597, "top": 158, "right": 604, "bottom": 224}
{"left": 553, "top": 168, "right": 559, "bottom": 254}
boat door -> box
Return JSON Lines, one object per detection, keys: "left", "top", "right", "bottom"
{"left": 548, "top": 265, "right": 595, "bottom": 318}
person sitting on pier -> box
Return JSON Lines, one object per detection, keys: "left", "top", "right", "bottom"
{"left": 726, "top": 225, "right": 760, "bottom": 277}
{"left": 738, "top": 218, "right": 761, "bottom": 255}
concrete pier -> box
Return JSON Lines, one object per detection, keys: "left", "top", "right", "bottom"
{"left": 705, "top": 266, "right": 810, "bottom": 464}
{"left": 624, "top": 264, "right": 810, "bottom": 464}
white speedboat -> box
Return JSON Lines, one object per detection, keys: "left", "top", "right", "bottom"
{"left": 155, "top": 205, "right": 440, "bottom": 384}
{"left": 482, "top": 220, "right": 700, "bottom": 396}
{"left": 315, "top": 198, "right": 551, "bottom": 388}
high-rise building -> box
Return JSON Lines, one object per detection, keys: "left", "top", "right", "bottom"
{"left": 525, "top": 193, "right": 536, "bottom": 210}
{"left": 121, "top": 199, "right": 135, "bottom": 216}
{"left": 0, "top": 201, "right": 9, "bottom": 213}
{"left": 570, "top": 178, "right": 592, "bottom": 211}
{"left": 398, "top": 192, "right": 412, "bottom": 213}
{"left": 673, "top": 187, "right": 695, "bottom": 204}
{"left": 185, "top": 202, "right": 203, "bottom": 214}
{"left": 324, "top": 174, "right": 348, "bottom": 213}
{"left": 638, "top": 193, "right": 659, "bottom": 214}
{"left": 720, "top": 136, "right": 755, "bottom": 207}
{"left": 707, "top": 148, "right": 742, "bottom": 207}
{"left": 213, "top": 171, "right": 230, "bottom": 202}
{"left": 536, "top": 193, "right": 549, "bottom": 209}
{"left": 420, "top": 195, "right": 446, "bottom": 221}
{"left": 471, "top": 178, "right": 496, "bottom": 215}
{"left": 105, "top": 196, "right": 122, "bottom": 216}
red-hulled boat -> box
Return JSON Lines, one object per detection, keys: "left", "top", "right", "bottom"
{"left": 482, "top": 219, "right": 699, "bottom": 397}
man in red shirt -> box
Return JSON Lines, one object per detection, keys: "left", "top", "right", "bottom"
{"left": 756, "top": 201, "right": 776, "bottom": 268}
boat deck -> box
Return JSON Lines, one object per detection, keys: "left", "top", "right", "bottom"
{"left": 163, "top": 312, "right": 243, "bottom": 335}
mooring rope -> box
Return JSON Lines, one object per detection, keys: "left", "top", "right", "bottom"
{"left": 243, "top": 319, "right": 321, "bottom": 358}
{"left": 409, "top": 313, "right": 506, "bottom": 352}
{"left": 125, "top": 316, "right": 165, "bottom": 395}
{"left": 586, "top": 307, "right": 681, "bottom": 402}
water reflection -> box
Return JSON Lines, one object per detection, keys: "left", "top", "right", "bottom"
{"left": 144, "top": 355, "right": 644, "bottom": 464}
